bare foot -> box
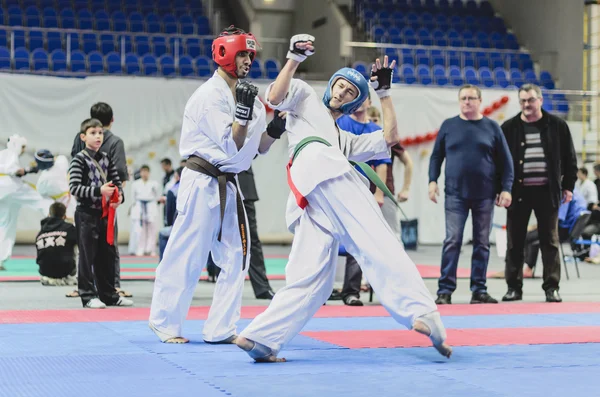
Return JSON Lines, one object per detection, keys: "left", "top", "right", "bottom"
{"left": 236, "top": 336, "right": 286, "bottom": 363}
{"left": 413, "top": 320, "right": 452, "bottom": 359}
{"left": 164, "top": 337, "right": 189, "bottom": 344}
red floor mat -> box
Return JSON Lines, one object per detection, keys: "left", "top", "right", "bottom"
{"left": 1, "top": 302, "right": 600, "bottom": 324}
{"left": 302, "top": 326, "right": 600, "bottom": 348}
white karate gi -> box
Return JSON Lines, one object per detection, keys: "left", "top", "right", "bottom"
{"left": 149, "top": 71, "right": 267, "bottom": 342}
{"left": 0, "top": 137, "right": 52, "bottom": 265}
{"left": 36, "top": 155, "right": 76, "bottom": 220}
{"left": 239, "top": 79, "right": 438, "bottom": 354}
{"left": 131, "top": 178, "right": 161, "bottom": 256}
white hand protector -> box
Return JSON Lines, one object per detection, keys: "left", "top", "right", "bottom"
{"left": 286, "top": 34, "right": 315, "bottom": 63}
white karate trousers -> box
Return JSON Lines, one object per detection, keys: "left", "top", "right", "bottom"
{"left": 0, "top": 184, "right": 51, "bottom": 263}
{"left": 149, "top": 172, "right": 250, "bottom": 342}
{"left": 136, "top": 221, "right": 157, "bottom": 256}
{"left": 240, "top": 170, "right": 438, "bottom": 353}
{"left": 127, "top": 217, "right": 140, "bottom": 255}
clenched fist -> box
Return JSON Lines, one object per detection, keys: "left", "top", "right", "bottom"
{"left": 287, "top": 34, "right": 315, "bottom": 63}
{"left": 235, "top": 81, "right": 259, "bottom": 124}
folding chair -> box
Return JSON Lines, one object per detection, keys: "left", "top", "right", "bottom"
{"left": 560, "top": 211, "right": 592, "bottom": 280}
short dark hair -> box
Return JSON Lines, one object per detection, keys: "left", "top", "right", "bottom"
{"left": 140, "top": 164, "right": 150, "bottom": 171}
{"left": 49, "top": 202, "right": 67, "bottom": 218}
{"left": 90, "top": 102, "right": 113, "bottom": 127}
{"left": 160, "top": 158, "right": 172, "bottom": 166}
{"left": 579, "top": 167, "right": 588, "bottom": 176}
{"left": 594, "top": 164, "right": 600, "bottom": 173}
{"left": 80, "top": 118, "right": 103, "bottom": 134}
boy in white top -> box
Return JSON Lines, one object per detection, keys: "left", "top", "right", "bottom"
{"left": 575, "top": 167, "right": 598, "bottom": 206}
{"left": 236, "top": 34, "right": 451, "bottom": 362}
{"left": 149, "top": 26, "right": 285, "bottom": 344}
{"left": 131, "top": 165, "right": 161, "bottom": 256}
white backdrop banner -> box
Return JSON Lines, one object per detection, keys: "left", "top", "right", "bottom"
{"left": 0, "top": 73, "right": 557, "bottom": 244}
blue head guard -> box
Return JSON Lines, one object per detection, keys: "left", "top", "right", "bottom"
{"left": 322, "top": 67, "right": 370, "bottom": 115}
{"left": 34, "top": 149, "right": 54, "bottom": 170}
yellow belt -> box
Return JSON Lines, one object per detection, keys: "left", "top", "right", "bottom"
{"left": 0, "top": 173, "right": 36, "bottom": 189}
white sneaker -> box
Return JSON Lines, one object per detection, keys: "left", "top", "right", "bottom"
{"left": 115, "top": 297, "right": 134, "bottom": 306}
{"left": 85, "top": 298, "right": 107, "bottom": 309}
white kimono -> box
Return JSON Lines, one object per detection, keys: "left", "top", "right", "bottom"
{"left": 149, "top": 71, "right": 267, "bottom": 342}
{"left": 36, "top": 155, "right": 76, "bottom": 220}
{"left": 130, "top": 178, "right": 161, "bottom": 256}
{"left": 240, "top": 79, "right": 439, "bottom": 354}
{"left": 0, "top": 137, "right": 52, "bottom": 265}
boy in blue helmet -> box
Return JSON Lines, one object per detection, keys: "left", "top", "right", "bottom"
{"left": 236, "top": 34, "right": 451, "bottom": 362}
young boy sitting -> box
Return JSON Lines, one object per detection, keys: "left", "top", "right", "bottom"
{"left": 36, "top": 202, "right": 77, "bottom": 286}
{"left": 69, "top": 118, "right": 133, "bottom": 309}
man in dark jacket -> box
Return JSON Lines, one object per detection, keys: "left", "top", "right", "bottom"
{"left": 70, "top": 102, "right": 131, "bottom": 297}
{"left": 500, "top": 84, "right": 577, "bottom": 303}
{"left": 36, "top": 202, "right": 77, "bottom": 285}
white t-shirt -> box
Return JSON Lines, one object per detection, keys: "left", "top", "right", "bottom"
{"left": 265, "top": 78, "right": 390, "bottom": 230}
{"left": 575, "top": 179, "right": 598, "bottom": 204}
{"left": 131, "top": 178, "right": 162, "bottom": 221}
{"left": 179, "top": 71, "right": 267, "bottom": 174}
{"left": 36, "top": 155, "right": 70, "bottom": 198}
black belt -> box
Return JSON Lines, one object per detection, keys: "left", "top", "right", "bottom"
{"left": 185, "top": 155, "right": 248, "bottom": 269}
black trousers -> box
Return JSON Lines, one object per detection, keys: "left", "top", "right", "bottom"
{"left": 206, "top": 201, "right": 273, "bottom": 297}
{"left": 525, "top": 228, "right": 570, "bottom": 269}
{"left": 341, "top": 254, "right": 362, "bottom": 300}
{"left": 505, "top": 186, "right": 560, "bottom": 292}
{"left": 113, "top": 219, "right": 121, "bottom": 288}
{"left": 75, "top": 210, "right": 120, "bottom": 306}
{"left": 244, "top": 200, "right": 273, "bottom": 297}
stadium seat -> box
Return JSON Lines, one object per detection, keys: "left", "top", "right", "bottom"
{"left": 195, "top": 55, "right": 212, "bottom": 77}
{"left": 106, "top": 51, "right": 122, "bottom": 74}
{"left": 142, "top": 54, "right": 158, "bottom": 75}
{"left": 50, "top": 49, "right": 67, "bottom": 71}
{"left": 31, "top": 48, "right": 49, "bottom": 71}
{"left": 0, "top": 46, "right": 11, "bottom": 69}
{"left": 88, "top": 51, "right": 104, "bottom": 73}
{"left": 249, "top": 58, "right": 262, "bottom": 79}
{"left": 265, "top": 58, "right": 281, "bottom": 79}
{"left": 14, "top": 47, "right": 30, "bottom": 70}
{"left": 124, "top": 53, "right": 140, "bottom": 74}
{"left": 179, "top": 54, "right": 194, "bottom": 76}
{"left": 70, "top": 50, "right": 86, "bottom": 72}
{"left": 160, "top": 54, "right": 176, "bottom": 76}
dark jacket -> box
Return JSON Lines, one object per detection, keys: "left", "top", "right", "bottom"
{"left": 500, "top": 110, "right": 577, "bottom": 208}
{"left": 71, "top": 129, "right": 128, "bottom": 183}
{"left": 36, "top": 217, "right": 77, "bottom": 278}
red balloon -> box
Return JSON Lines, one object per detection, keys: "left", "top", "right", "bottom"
{"left": 425, "top": 132, "right": 436, "bottom": 141}
{"left": 415, "top": 135, "right": 425, "bottom": 144}
{"left": 492, "top": 101, "right": 501, "bottom": 110}
{"left": 501, "top": 96, "right": 509, "bottom": 104}
{"left": 483, "top": 108, "right": 492, "bottom": 116}
{"left": 404, "top": 137, "right": 415, "bottom": 146}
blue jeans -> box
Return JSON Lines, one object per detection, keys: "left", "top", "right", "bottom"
{"left": 437, "top": 195, "right": 494, "bottom": 295}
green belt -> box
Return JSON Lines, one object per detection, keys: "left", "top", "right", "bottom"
{"left": 291, "top": 136, "right": 404, "bottom": 213}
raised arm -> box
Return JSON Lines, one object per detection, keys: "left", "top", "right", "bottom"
{"left": 369, "top": 56, "right": 399, "bottom": 147}
{"left": 267, "top": 34, "right": 315, "bottom": 106}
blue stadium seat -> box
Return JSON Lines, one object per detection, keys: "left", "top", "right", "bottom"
{"left": 169, "top": 37, "right": 184, "bottom": 55}
{"left": 523, "top": 69, "right": 537, "bottom": 83}
{"left": 129, "top": 12, "right": 145, "bottom": 32}
{"left": 265, "top": 58, "right": 281, "bottom": 79}
{"left": 135, "top": 36, "right": 150, "bottom": 56}
{"left": 195, "top": 55, "right": 212, "bottom": 77}
{"left": 0, "top": 9, "right": 3, "bottom": 27}
{"left": 179, "top": 55, "right": 194, "bottom": 76}
{"left": 70, "top": 50, "right": 86, "bottom": 72}
{"left": 163, "top": 14, "right": 178, "bottom": 34}
{"left": 47, "top": 31, "right": 63, "bottom": 53}
{"left": 29, "top": 31, "right": 44, "bottom": 51}
{"left": 479, "top": 67, "right": 494, "bottom": 86}
{"left": 146, "top": 14, "right": 161, "bottom": 33}
{"left": 124, "top": 0, "right": 139, "bottom": 15}
{"left": 100, "top": 34, "right": 115, "bottom": 55}
{"left": 142, "top": 54, "right": 158, "bottom": 75}
{"left": 106, "top": 52, "right": 121, "bottom": 74}
{"left": 180, "top": 15, "right": 195, "bottom": 35}
{"left": 0, "top": 46, "right": 10, "bottom": 69}
{"left": 372, "top": 25, "right": 385, "bottom": 42}
{"left": 152, "top": 36, "right": 167, "bottom": 57}
{"left": 12, "top": 29, "right": 26, "bottom": 49}
{"left": 82, "top": 33, "right": 98, "bottom": 53}
{"left": 400, "top": 64, "right": 416, "bottom": 84}
{"left": 50, "top": 49, "right": 67, "bottom": 71}
{"left": 416, "top": 64, "right": 431, "bottom": 84}
{"left": 112, "top": 11, "right": 128, "bottom": 32}
{"left": 14, "top": 47, "right": 30, "bottom": 70}
{"left": 88, "top": 51, "right": 104, "bottom": 73}
{"left": 78, "top": 9, "right": 93, "bottom": 30}
{"left": 249, "top": 58, "right": 262, "bottom": 78}
{"left": 160, "top": 54, "right": 176, "bottom": 76}
{"left": 95, "top": 11, "right": 111, "bottom": 31}
{"left": 125, "top": 53, "right": 140, "bottom": 74}
{"left": 60, "top": 8, "right": 75, "bottom": 29}
{"left": 117, "top": 35, "right": 133, "bottom": 53}
{"left": 197, "top": 16, "right": 210, "bottom": 35}
{"left": 494, "top": 67, "right": 508, "bottom": 82}
{"left": 25, "top": 6, "right": 41, "bottom": 27}
{"left": 353, "top": 61, "right": 369, "bottom": 78}
{"left": 31, "top": 48, "right": 49, "bottom": 71}
{"left": 186, "top": 38, "right": 201, "bottom": 58}
{"left": 0, "top": 30, "right": 6, "bottom": 48}
{"left": 8, "top": 6, "right": 22, "bottom": 26}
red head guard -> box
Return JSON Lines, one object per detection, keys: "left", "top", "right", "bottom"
{"left": 212, "top": 26, "right": 258, "bottom": 77}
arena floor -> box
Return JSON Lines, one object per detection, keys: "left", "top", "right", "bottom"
{"left": 1, "top": 244, "right": 599, "bottom": 397}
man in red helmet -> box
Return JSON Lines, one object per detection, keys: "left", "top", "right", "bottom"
{"left": 149, "top": 26, "right": 287, "bottom": 344}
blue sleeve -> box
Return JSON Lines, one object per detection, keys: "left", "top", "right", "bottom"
{"left": 165, "top": 190, "right": 177, "bottom": 226}
{"left": 369, "top": 158, "right": 392, "bottom": 167}
{"left": 494, "top": 121, "right": 514, "bottom": 192}
{"left": 428, "top": 121, "right": 447, "bottom": 183}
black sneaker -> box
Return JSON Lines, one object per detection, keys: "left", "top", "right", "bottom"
{"left": 470, "top": 292, "right": 498, "bottom": 304}
{"left": 502, "top": 289, "right": 523, "bottom": 302}
{"left": 435, "top": 294, "right": 452, "bottom": 305}
{"left": 344, "top": 296, "right": 364, "bottom": 306}
{"left": 545, "top": 289, "right": 562, "bottom": 303}
{"left": 256, "top": 290, "right": 275, "bottom": 300}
